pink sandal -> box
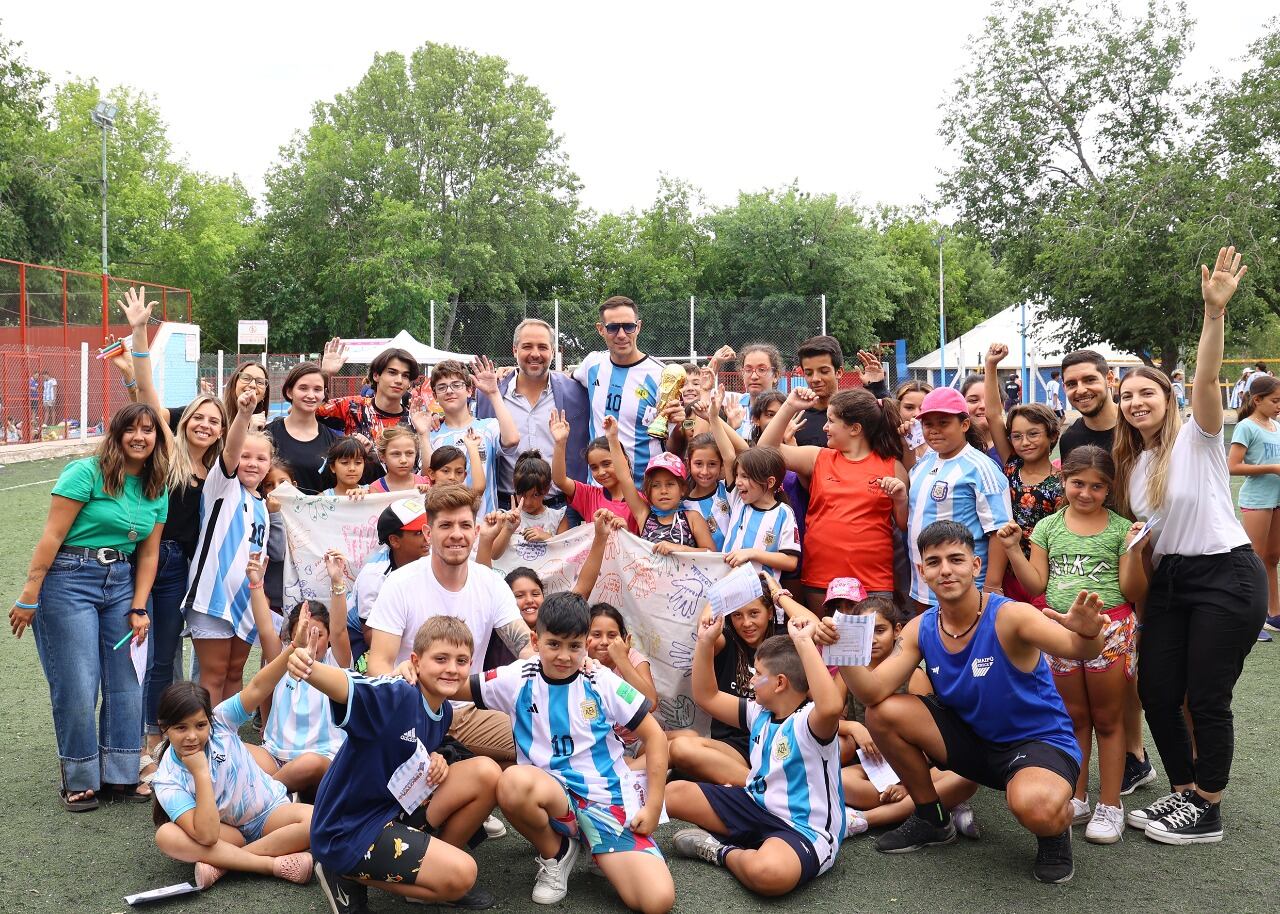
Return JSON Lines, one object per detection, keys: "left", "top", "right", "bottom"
{"left": 272, "top": 851, "right": 313, "bottom": 884}
{"left": 194, "top": 862, "right": 227, "bottom": 890}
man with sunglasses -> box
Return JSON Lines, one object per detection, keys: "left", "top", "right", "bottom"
{"left": 572, "top": 296, "right": 668, "bottom": 488}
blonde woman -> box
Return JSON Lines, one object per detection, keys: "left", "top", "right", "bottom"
{"left": 1113, "top": 247, "right": 1266, "bottom": 846}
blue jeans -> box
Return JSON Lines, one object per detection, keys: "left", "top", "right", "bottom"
{"left": 144, "top": 541, "right": 189, "bottom": 735}
{"left": 33, "top": 552, "right": 141, "bottom": 791}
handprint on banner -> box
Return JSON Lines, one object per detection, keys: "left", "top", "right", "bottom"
{"left": 593, "top": 572, "right": 623, "bottom": 606}
{"left": 603, "top": 529, "right": 621, "bottom": 562}
{"left": 541, "top": 563, "right": 571, "bottom": 594}
{"left": 623, "top": 557, "right": 659, "bottom": 600}
{"left": 304, "top": 497, "right": 337, "bottom": 523}
{"left": 342, "top": 523, "right": 379, "bottom": 568}
{"left": 659, "top": 694, "right": 696, "bottom": 730}
{"left": 668, "top": 565, "right": 714, "bottom": 620}
{"left": 668, "top": 632, "right": 697, "bottom": 678}
{"left": 514, "top": 539, "right": 549, "bottom": 563}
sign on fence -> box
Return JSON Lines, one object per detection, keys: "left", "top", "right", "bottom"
{"left": 237, "top": 320, "right": 268, "bottom": 346}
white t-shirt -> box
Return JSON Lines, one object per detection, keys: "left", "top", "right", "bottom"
{"left": 517, "top": 506, "right": 565, "bottom": 539}
{"left": 1046, "top": 379, "right": 1062, "bottom": 410}
{"left": 366, "top": 558, "right": 523, "bottom": 667}
{"left": 1128, "top": 419, "right": 1249, "bottom": 563}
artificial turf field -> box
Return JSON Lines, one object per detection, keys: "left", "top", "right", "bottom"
{"left": 0, "top": 455, "right": 1275, "bottom": 914}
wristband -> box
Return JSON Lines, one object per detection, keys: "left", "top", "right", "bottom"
{"left": 330, "top": 584, "right": 348, "bottom": 595}
{"left": 248, "top": 581, "right": 264, "bottom": 590}
{"left": 14, "top": 600, "right": 38, "bottom": 610}
{"left": 128, "top": 608, "right": 148, "bottom": 616}
{"left": 131, "top": 350, "right": 150, "bottom": 358}
{"left": 123, "top": 378, "right": 137, "bottom": 389}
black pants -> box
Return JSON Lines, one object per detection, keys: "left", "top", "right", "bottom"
{"left": 1138, "top": 546, "right": 1266, "bottom": 793}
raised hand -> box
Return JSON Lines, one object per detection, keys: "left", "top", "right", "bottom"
{"left": 696, "top": 365, "right": 717, "bottom": 393}
{"left": 985, "top": 342, "right": 1009, "bottom": 367}
{"left": 1202, "top": 245, "right": 1247, "bottom": 317}
{"left": 783, "top": 412, "right": 805, "bottom": 445}
{"left": 409, "top": 402, "right": 433, "bottom": 435}
{"left": 320, "top": 337, "right": 348, "bottom": 375}
{"left": 698, "top": 611, "right": 724, "bottom": 644}
{"left": 323, "top": 549, "right": 350, "bottom": 586}
{"left": 786, "top": 386, "right": 818, "bottom": 410}
{"left": 593, "top": 507, "right": 625, "bottom": 535}
{"left": 689, "top": 396, "right": 714, "bottom": 422}
{"left": 117, "top": 286, "right": 156, "bottom": 330}
{"left": 287, "top": 645, "right": 314, "bottom": 681}
{"left": 246, "top": 552, "right": 268, "bottom": 585}
{"left": 602, "top": 415, "right": 619, "bottom": 440}
{"left": 721, "top": 392, "right": 745, "bottom": 431}
{"left": 787, "top": 613, "right": 816, "bottom": 644}
{"left": 548, "top": 409, "right": 570, "bottom": 444}
{"left": 995, "top": 520, "right": 1023, "bottom": 552}
{"left": 237, "top": 387, "right": 258, "bottom": 415}
{"left": 1049, "top": 590, "right": 1107, "bottom": 640}
{"left": 103, "top": 334, "right": 134, "bottom": 380}
{"left": 856, "top": 349, "right": 885, "bottom": 385}
{"left": 470, "top": 356, "right": 499, "bottom": 396}
{"left": 709, "top": 345, "right": 736, "bottom": 373}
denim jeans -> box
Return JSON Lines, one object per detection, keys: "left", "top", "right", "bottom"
{"left": 33, "top": 552, "right": 141, "bottom": 791}
{"left": 143, "top": 541, "right": 189, "bottom": 735}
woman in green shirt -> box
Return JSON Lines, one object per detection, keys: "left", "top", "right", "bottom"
{"left": 9, "top": 402, "right": 171, "bottom": 812}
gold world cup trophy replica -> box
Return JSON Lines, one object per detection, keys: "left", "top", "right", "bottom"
{"left": 646, "top": 363, "right": 688, "bottom": 439}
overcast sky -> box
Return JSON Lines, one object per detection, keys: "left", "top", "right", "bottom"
{"left": 4, "top": 1, "right": 1275, "bottom": 216}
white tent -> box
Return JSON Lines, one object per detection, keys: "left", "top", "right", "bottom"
{"left": 338, "top": 329, "right": 475, "bottom": 366}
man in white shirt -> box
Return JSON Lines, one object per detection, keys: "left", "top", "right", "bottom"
{"left": 365, "top": 484, "right": 533, "bottom": 761}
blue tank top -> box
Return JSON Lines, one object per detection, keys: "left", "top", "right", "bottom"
{"left": 918, "top": 593, "right": 1079, "bottom": 762}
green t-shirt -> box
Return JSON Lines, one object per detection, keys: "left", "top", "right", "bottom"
{"left": 52, "top": 457, "right": 169, "bottom": 554}
{"left": 1030, "top": 508, "right": 1129, "bottom": 614}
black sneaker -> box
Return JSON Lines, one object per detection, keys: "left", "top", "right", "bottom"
{"left": 1033, "top": 830, "right": 1073, "bottom": 884}
{"left": 443, "top": 886, "right": 497, "bottom": 909}
{"left": 873, "top": 813, "right": 957, "bottom": 854}
{"left": 316, "top": 862, "right": 369, "bottom": 914}
{"left": 1120, "top": 751, "right": 1156, "bottom": 796}
{"left": 1144, "top": 796, "right": 1223, "bottom": 845}
{"left": 1125, "top": 790, "right": 1189, "bottom": 830}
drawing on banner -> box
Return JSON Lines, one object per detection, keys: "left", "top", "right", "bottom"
{"left": 669, "top": 565, "right": 715, "bottom": 620}
{"left": 513, "top": 539, "right": 549, "bottom": 563}
{"left": 623, "top": 556, "right": 660, "bottom": 599}
{"left": 658, "top": 694, "right": 696, "bottom": 730}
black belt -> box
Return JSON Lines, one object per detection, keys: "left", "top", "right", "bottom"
{"left": 59, "top": 546, "right": 131, "bottom": 565}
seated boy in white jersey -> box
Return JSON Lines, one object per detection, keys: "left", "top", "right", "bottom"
{"left": 840, "top": 520, "right": 1108, "bottom": 885}
{"left": 455, "top": 592, "right": 675, "bottom": 914}
{"left": 289, "top": 616, "right": 502, "bottom": 914}
{"left": 666, "top": 609, "right": 846, "bottom": 895}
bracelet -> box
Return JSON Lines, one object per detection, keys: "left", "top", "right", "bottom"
{"left": 247, "top": 581, "right": 264, "bottom": 590}
{"left": 330, "top": 583, "right": 348, "bottom": 595}
{"left": 128, "top": 608, "right": 148, "bottom": 616}
{"left": 14, "top": 600, "right": 38, "bottom": 610}
{"left": 131, "top": 350, "right": 150, "bottom": 358}
{"left": 123, "top": 378, "right": 137, "bottom": 389}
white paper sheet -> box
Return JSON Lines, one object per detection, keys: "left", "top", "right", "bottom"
{"left": 857, "top": 749, "right": 901, "bottom": 792}
{"left": 707, "top": 566, "right": 763, "bottom": 621}
{"left": 821, "top": 612, "right": 876, "bottom": 667}
{"left": 125, "top": 882, "right": 200, "bottom": 905}
{"left": 130, "top": 637, "right": 148, "bottom": 685}
{"left": 387, "top": 740, "right": 438, "bottom": 814}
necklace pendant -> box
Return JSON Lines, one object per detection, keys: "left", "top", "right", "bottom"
{"left": 127, "top": 529, "right": 138, "bottom": 542}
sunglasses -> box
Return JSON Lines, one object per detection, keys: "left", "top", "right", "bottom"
{"left": 602, "top": 322, "right": 639, "bottom": 336}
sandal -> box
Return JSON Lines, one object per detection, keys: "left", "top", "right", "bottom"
{"left": 139, "top": 753, "right": 158, "bottom": 786}
{"left": 60, "top": 788, "right": 99, "bottom": 812}
{"left": 103, "top": 782, "right": 152, "bottom": 803}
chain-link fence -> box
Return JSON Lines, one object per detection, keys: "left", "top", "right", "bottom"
{"left": 0, "top": 344, "right": 132, "bottom": 443}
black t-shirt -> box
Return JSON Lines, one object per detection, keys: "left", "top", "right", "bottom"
{"left": 1058, "top": 419, "right": 1115, "bottom": 463}
{"left": 265, "top": 418, "right": 342, "bottom": 494}
{"left": 793, "top": 408, "right": 829, "bottom": 448}
{"left": 162, "top": 475, "right": 205, "bottom": 558}
{"left": 711, "top": 636, "right": 759, "bottom": 741}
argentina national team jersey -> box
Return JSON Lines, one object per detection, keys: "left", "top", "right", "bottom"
{"left": 742, "top": 699, "right": 844, "bottom": 874}
{"left": 685, "top": 480, "right": 732, "bottom": 549}
{"left": 430, "top": 417, "right": 507, "bottom": 515}
{"left": 184, "top": 457, "right": 271, "bottom": 642}
{"left": 573, "top": 352, "right": 664, "bottom": 487}
{"left": 262, "top": 649, "right": 347, "bottom": 761}
{"left": 472, "top": 658, "right": 652, "bottom": 813}
{"left": 907, "top": 444, "right": 1013, "bottom": 604}
{"left": 721, "top": 491, "right": 801, "bottom": 578}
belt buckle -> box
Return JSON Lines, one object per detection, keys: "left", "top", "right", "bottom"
{"left": 95, "top": 547, "right": 118, "bottom": 565}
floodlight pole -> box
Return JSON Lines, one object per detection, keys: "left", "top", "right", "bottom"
{"left": 936, "top": 231, "right": 946, "bottom": 387}
{"left": 91, "top": 102, "right": 116, "bottom": 274}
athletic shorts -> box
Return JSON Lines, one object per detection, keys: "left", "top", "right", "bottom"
{"left": 919, "top": 694, "right": 1080, "bottom": 792}
{"left": 353, "top": 813, "right": 431, "bottom": 885}
{"left": 186, "top": 609, "right": 236, "bottom": 640}
{"left": 549, "top": 786, "right": 662, "bottom": 860}
{"left": 238, "top": 796, "right": 288, "bottom": 843}
{"left": 698, "top": 783, "right": 823, "bottom": 885}
{"left": 714, "top": 730, "right": 752, "bottom": 763}
{"left": 1048, "top": 608, "right": 1136, "bottom": 678}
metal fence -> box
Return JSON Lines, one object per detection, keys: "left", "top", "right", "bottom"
{"left": 0, "top": 344, "right": 131, "bottom": 443}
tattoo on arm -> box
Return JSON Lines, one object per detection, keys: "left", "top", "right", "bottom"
{"left": 891, "top": 635, "right": 904, "bottom": 657}
{"left": 497, "top": 620, "right": 532, "bottom": 654}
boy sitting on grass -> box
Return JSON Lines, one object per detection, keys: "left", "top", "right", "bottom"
{"left": 454, "top": 592, "right": 675, "bottom": 914}
{"left": 289, "top": 616, "right": 502, "bottom": 914}
{"left": 666, "top": 587, "right": 846, "bottom": 896}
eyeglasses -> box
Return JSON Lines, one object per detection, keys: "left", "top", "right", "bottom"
{"left": 744, "top": 367, "right": 772, "bottom": 376}
{"left": 602, "top": 322, "right": 639, "bottom": 336}
{"left": 433, "top": 381, "right": 468, "bottom": 394}
{"left": 241, "top": 377, "right": 268, "bottom": 389}
{"left": 1009, "top": 430, "right": 1045, "bottom": 443}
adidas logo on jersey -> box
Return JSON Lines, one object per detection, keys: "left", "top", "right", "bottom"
{"left": 970, "top": 657, "right": 994, "bottom": 678}
{"left": 400, "top": 728, "right": 417, "bottom": 743}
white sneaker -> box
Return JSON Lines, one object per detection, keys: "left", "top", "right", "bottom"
{"left": 1070, "top": 795, "right": 1092, "bottom": 825}
{"left": 952, "top": 801, "right": 981, "bottom": 839}
{"left": 844, "top": 809, "right": 869, "bottom": 837}
{"left": 483, "top": 814, "right": 507, "bottom": 839}
{"left": 1085, "top": 803, "right": 1124, "bottom": 844}
{"left": 531, "top": 838, "right": 579, "bottom": 905}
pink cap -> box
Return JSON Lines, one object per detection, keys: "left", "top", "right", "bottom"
{"left": 824, "top": 577, "right": 868, "bottom": 604}
{"left": 644, "top": 451, "right": 688, "bottom": 481}
{"left": 917, "top": 387, "right": 969, "bottom": 418}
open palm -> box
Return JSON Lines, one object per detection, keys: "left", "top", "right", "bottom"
{"left": 1202, "top": 246, "right": 1247, "bottom": 316}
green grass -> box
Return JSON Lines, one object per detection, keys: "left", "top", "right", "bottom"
{"left": 0, "top": 456, "right": 1275, "bottom": 913}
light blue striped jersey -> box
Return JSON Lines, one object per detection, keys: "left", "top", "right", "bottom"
{"left": 184, "top": 456, "right": 270, "bottom": 643}
{"left": 430, "top": 416, "right": 507, "bottom": 516}
{"left": 721, "top": 491, "right": 801, "bottom": 579}
{"left": 471, "top": 658, "right": 652, "bottom": 809}
{"left": 743, "top": 698, "right": 844, "bottom": 874}
{"left": 262, "top": 648, "right": 347, "bottom": 761}
{"left": 907, "top": 445, "right": 1013, "bottom": 604}
{"left": 684, "top": 480, "right": 732, "bottom": 549}
{"left": 153, "top": 694, "right": 287, "bottom": 828}
{"left": 573, "top": 351, "right": 664, "bottom": 488}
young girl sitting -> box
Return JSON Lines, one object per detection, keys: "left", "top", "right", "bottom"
{"left": 550, "top": 409, "right": 636, "bottom": 530}
{"left": 996, "top": 445, "right": 1148, "bottom": 845}
{"left": 151, "top": 662, "right": 314, "bottom": 889}
{"left": 489, "top": 450, "right": 568, "bottom": 559}
{"left": 605, "top": 416, "right": 714, "bottom": 554}
{"left": 246, "top": 551, "right": 352, "bottom": 796}
{"left": 683, "top": 433, "right": 731, "bottom": 549}
{"left": 321, "top": 437, "right": 367, "bottom": 498}
{"left": 369, "top": 426, "right": 431, "bottom": 493}
{"left": 427, "top": 436, "right": 487, "bottom": 500}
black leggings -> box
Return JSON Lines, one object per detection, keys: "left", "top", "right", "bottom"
{"left": 1138, "top": 546, "right": 1266, "bottom": 793}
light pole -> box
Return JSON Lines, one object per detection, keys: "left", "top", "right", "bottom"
{"left": 90, "top": 101, "right": 117, "bottom": 275}
{"left": 935, "top": 230, "right": 946, "bottom": 386}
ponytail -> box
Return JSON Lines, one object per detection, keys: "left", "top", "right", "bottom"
{"left": 1239, "top": 375, "right": 1280, "bottom": 422}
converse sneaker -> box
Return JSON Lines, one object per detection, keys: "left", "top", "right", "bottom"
{"left": 672, "top": 828, "right": 726, "bottom": 865}
{"left": 873, "top": 813, "right": 957, "bottom": 854}
{"left": 1033, "top": 829, "right": 1073, "bottom": 884}
{"left": 1126, "top": 790, "right": 1189, "bottom": 830}
{"left": 844, "top": 809, "right": 869, "bottom": 838}
{"left": 952, "top": 802, "right": 981, "bottom": 839}
{"left": 1070, "top": 795, "right": 1091, "bottom": 825}
{"left": 1084, "top": 803, "right": 1124, "bottom": 845}
{"left": 1145, "top": 795, "right": 1223, "bottom": 845}
{"left": 1120, "top": 752, "right": 1157, "bottom": 796}
{"left": 531, "top": 838, "right": 579, "bottom": 905}
{"left": 316, "top": 862, "right": 369, "bottom": 914}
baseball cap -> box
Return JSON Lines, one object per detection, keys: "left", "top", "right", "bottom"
{"left": 824, "top": 577, "right": 868, "bottom": 605}
{"left": 916, "top": 387, "right": 969, "bottom": 418}
{"left": 644, "top": 451, "right": 688, "bottom": 481}
{"left": 377, "top": 498, "right": 428, "bottom": 544}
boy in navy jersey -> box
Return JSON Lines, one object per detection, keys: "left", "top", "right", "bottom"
{"left": 455, "top": 592, "right": 674, "bottom": 914}
{"left": 666, "top": 605, "right": 846, "bottom": 895}
{"left": 289, "top": 617, "right": 501, "bottom": 914}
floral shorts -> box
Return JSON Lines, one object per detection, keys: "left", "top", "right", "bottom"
{"left": 1048, "top": 608, "right": 1136, "bottom": 678}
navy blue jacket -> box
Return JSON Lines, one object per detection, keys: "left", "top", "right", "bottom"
{"left": 473, "top": 371, "right": 591, "bottom": 490}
